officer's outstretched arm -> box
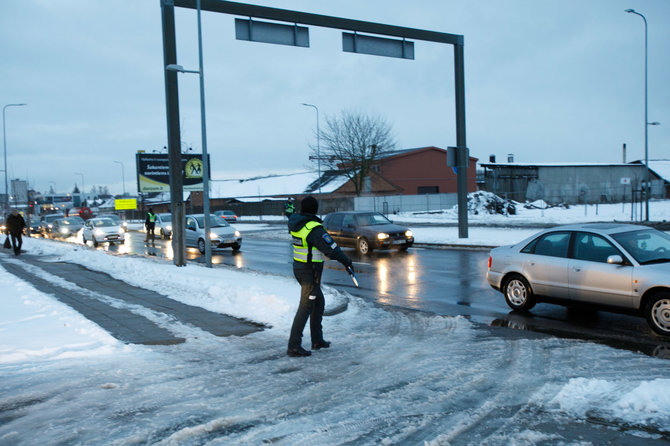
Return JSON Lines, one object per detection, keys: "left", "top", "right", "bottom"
{"left": 307, "top": 226, "right": 352, "bottom": 267}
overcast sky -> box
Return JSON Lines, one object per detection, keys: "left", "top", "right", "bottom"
{"left": 1, "top": 0, "right": 668, "bottom": 196}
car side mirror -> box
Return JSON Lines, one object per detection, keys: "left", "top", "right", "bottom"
{"left": 607, "top": 255, "right": 624, "bottom": 265}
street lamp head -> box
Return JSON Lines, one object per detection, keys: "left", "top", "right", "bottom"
{"left": 166, "top": 64, "right": 185, "bottom": 72}
{"left": 648, "top": 122, "right": 661, "bottom": 126}
{"left": 625, "top": 8, "right": 636, "bottom": 13}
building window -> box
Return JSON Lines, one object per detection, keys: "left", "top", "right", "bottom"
{"left": 417, "top": 186, "right": 439, "bottom": 194}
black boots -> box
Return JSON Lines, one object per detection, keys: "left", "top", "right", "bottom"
{"left": 312, "top": 340, "right": 330, "bottom": 350}
{"left": 287, "top": 341, "right": 331, "bottom": 357}
{"left": 287, "top": 347, "right": 311, "bottom": 357}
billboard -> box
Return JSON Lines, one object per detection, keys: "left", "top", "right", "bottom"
{"left": 136, "top": 153, "right": 211, "bottom": 193}
{"left": 115, "top": 199, "right": 138, "bottom": 210}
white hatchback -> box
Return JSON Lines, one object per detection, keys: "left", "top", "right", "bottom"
{"left": 82, "top": 217, "right": 126, "bottom": 247}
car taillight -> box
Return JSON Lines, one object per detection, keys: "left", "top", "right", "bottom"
{"left": 488, "top": 256, "right": 492, "bottom": 269}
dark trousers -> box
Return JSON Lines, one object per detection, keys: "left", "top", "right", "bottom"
{"left": 288, "top": 263, "right": 325, "bottom": 350}
{"left": 10, "top": 233, "right": 22, "bottom": 255}
{"left": 145, "top": 223, "right": 155, "bottom": 241}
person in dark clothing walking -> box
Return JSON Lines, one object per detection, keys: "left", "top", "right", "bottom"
{"left": 287, "top": 196, "right": 353, "bottom": 357}
{"left": 6, "top": 209, "right": 26, "bottom": 256}
{"left": 145, "top": 208, "right": 157, "bottom": 243}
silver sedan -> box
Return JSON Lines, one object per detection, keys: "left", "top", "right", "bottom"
{"left": 487, "top": 223, "right": 670, "bottom": 337}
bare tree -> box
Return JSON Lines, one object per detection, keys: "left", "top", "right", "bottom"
{"left": 314, "top": 110, "right": 396, "bottom": 196}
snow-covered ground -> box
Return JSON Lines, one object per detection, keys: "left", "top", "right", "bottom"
{"left": 2, "top": 202, "right": 670, "bottom": 444}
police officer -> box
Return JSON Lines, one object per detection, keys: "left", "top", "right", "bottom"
{"left": 287, "top": 196, "right": 353, "bottom": 357}
{"left": 145, "top": 207, "right": 157, "bottom": 243}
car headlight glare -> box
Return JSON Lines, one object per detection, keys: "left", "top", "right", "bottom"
{"left": 377, "top": 233, "right": 389, "bottom": 240}
{"left": 166, "top": 225, "right": 172, "bottom": 231}
{"left": 95, "top": 229, "right": 105, "bottom": 236}
{"left": 119, "top": 228, "right": 125, "bottom": 234}
{"left": 60, "top": 228, "right": 69, "bottom": 234}
{"left": 234, "top": 230, "right": 241, "bottom": 237}
{"left": 405, "top": 230, "right": 413, "bottom": 238}
{"left": 209, "top": 232, "right": 218, "bottom": 240}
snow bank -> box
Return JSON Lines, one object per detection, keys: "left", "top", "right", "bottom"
{"left": 551, "top": 377, "right": 670, "bottom": 428}
{"left": 0, "top": 265, "right": 126, "bottom": 364}
{"left": 19, "top": 237, "right": 345, "bottom": 330}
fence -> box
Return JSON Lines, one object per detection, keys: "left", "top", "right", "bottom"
{"left": 354, "top": 193, "right": 458, "bottom": 214}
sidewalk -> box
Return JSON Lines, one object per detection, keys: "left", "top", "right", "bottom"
{"left": 1, "top": 252, "right": 265, "bottom": 345}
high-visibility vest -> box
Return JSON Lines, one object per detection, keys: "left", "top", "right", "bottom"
{"left": 291, "top": 221, "right": 325, "bottom": 263}
{"left": 148, "top": 212, "right": 156, "bottom": 223}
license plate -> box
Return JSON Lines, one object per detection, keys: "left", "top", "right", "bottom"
{"left": 392, "top": 239, "right": 405, "bottom": 245}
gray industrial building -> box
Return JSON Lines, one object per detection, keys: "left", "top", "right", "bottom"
{"left": 479, "top": 162, "right": 668, "bottom": 205}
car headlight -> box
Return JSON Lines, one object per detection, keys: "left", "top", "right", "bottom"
{"left": 60, "top": 228, "right": 69, "bottom": 234}
{"left": 48, "top": 224, "right": 53, "bottom": 228}
{"left": 119, "top": 228, "right": 125, "bottom": 234}
{"left": 166, "top": 225, "right": 172, "bottom": 231}
{"left": 405, "top": 230, "right": 413, "bottom": 238}
{"left": 209, "top": 232, "right": 218, "bottom": 240}
{"left": 95, "top": 229, "right": 105, "bottom": 236}
{"left": 234, "top": 230, "right": 241, "bottom": 237}
{"left": 377, "top": 233, "right": 389, "bottom": 240}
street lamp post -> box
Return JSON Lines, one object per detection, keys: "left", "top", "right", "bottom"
{"left": 114, "top": 161, "right": 126, "bottom": 196}
{"left": 165, "top": 0, "right": 212, "bottom": 267}
{"left": 3, "top": 103, "right": 26, "bottom": 212}
{"left": 301, "top": 103, "right": 321, "bottom": 198}
{"left": 75, "top": 172, "right": 85, "bottom": 206}
{"left": 625, "top": 8, "right": 652, "bottom": 221}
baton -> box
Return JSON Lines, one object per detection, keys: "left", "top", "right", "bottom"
{"left": 346, "top": 266, "right": 359, "bottom": 287}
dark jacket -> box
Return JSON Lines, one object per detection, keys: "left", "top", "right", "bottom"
{"left": 288, "top": 213, "right": 352, "bottom": 268}
{"left": 6, "top": 213, "right": 26, "bottom": 235}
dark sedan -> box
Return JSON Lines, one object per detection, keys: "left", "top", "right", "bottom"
{"left": 323, "top": 211, "right": 414, "bottom": 255}
{"left": 50, "top": 217, "right": 85, "bottom": 239}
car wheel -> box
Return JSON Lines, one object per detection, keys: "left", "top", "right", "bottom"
{"left": 503, "top": 274, "right": 536, "bottom": 311}
{"left": 197, "top": 238, "right": 206, "bottom": 254}
{"left": 161, "top": 229, "right": 167, "bottom": 240}
{"left": 93, "top": 237, "right": 99, "bottom": 248}
{"left": 357, "top": 237, "right": 371, "bottom": 255}
{"left": 82, "top": 235, "right": 87, "bottom": 244}
{"left": 645, "top": 293, "right": 670, "bottom": 337}
{"left": 232, "top": 243, "right": 241, "bottom": 251}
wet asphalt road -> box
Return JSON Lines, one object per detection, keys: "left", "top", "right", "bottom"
{"left": 93, "top": 229, "right": 670, "bottom": 359}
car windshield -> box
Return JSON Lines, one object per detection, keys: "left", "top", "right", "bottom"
{"left": 45, "top": 215, "right": 63, "bottom": 222}
{"left": 92, "top": 219, "right": 115, "bottom": 227}
{"left": 102, "top": 215, "right": 121, "bottom": 223}
{"left": 195, "top": 215, "right": 229, "bottom": 228}
{"left": 612, "top": 229, "right": 670, "bottom": 265}
{"left": 62, "top": 218, "right": 82, "bottom": 225}
{"left": 355, "top": 213, "right": 391, "bottom": 226}
{"left": 158, "top": 214, "right": 171, "bottom": 222}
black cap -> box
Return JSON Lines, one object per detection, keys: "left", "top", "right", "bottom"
{"left": 300, "top": 196, "right": 318, "bottom": 215}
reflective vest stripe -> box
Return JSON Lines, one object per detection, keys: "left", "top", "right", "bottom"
{"left": 291, "top": 221, "right": 324, "bottom": 263}
{"left": 148, "top": 213, "right": 156, "bottom": 223}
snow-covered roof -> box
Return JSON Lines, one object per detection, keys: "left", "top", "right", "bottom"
{"left": 210, "top": 171, "right": 349, "bottom": 199}
{"left": 648, "top": 160, "right": 670, "bottom": 182}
